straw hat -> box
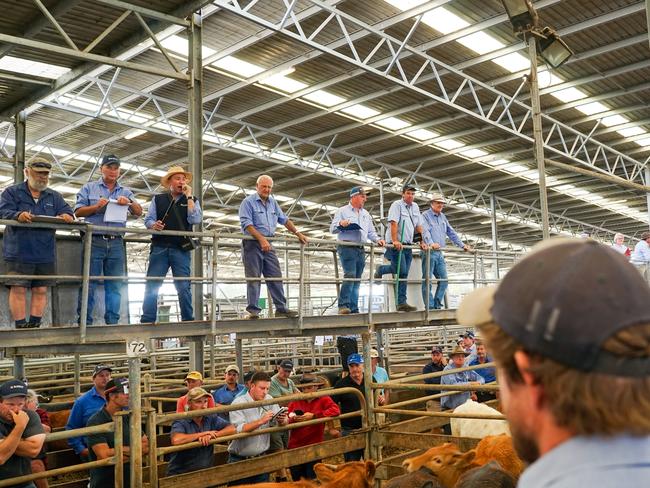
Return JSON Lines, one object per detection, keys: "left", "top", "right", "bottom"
{"left": 449, "top": 345, "right": 469, "bottom": 357}
{"left": 161, "top": 166, "right": 192, "bottom": 187}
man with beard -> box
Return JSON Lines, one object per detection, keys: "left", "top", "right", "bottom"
{"left": 74, "top": 154, "right": 142, "bottom": 325}
{"left": 458, "top": 239, "right": 650, "bottom": 487}
{"left": 422, "top": 346, "right": 447, "bottom": 411}
{"left": 211, "top": 365, "right": 244, "bottom": 420}
{"left": 468, "top": 340, "right": 497, "bottom": 403}
{"left": 0, "top": 158, "right": 74, "bottom": 328}
{"left": 141, "top": 166, "right": 202, "bottom": 323}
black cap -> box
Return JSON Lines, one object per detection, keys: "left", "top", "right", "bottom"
{"left": 458, "top": 239, "right": 650, "bottom": 377}
{"left": 105, "top": 378, "right": 129, "bottom": 397}
{"left": 0, "top": 379, "right": 28, "bottom": 399}
{"left": 100, "top": 154, "right": 120, "bottom": 167}
{"left": 279, "top": 359, "right": 294, "bottom": 370}
{"left": 431, "top": 346, "right": 443, "bottom": 354}
{"left": 402, "top": 183, "right": 416, "bottom": 192}
{"left": 92, "top": 364, "right": 112, "bottom": 378}
{"left": 243, "top": 370, "right": 255, "bottom": 383}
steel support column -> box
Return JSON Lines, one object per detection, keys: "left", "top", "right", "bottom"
{"left": 490, "top": 193, "right": 500, "bottom": 280}
{"left": 13, "top": 111, "right": 25, "bottom": 183}
{"left": 13, "top": 355, "right": 25, "bottom": 380}
{"left": 646, "top": 167, "right": 650, "bottom": 225}
{"left": 128, "top": 357, "right": 143, "bottom": 488}
{"left": 528, "top": 37, "right": 550, "bottom": 240}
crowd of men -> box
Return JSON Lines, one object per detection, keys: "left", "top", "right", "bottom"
{"left": 1, "top": 156, "right": 478, "bottom": 328}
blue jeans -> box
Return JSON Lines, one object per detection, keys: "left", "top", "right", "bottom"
{"left": 227, "top": 453, "right": 270, "bottom": 485}
{"left": 141, "top": 245, "right": 193, "bottom": 323}
{"left": 421, "top": 250, "right": 448, "bottom": 309}
{"left": 376, "top": 247, "right": 413, "bottom": 305}
{"left": 77, "top": 237, "right": 126, "bottom": 325}
{"left": 342, "top": 430, "right": 364, "bottom": 462}
{"left": 338, "top": 245, "right": 365, "bottom": 312}
{"left": 242, "top": 240, "right": 288, "bottom": 314}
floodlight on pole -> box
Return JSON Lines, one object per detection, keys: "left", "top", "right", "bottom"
{"left": 500, "top": 0, "right": 538, "bottom": 32}
{"left": 537, "top": 27, "right": 574, "bottom": 69}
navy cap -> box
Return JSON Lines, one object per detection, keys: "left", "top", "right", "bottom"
{"left": 460, "top": 331, "right": 475, "bottom": 340}
{"left": 279, "top": 359, "right": 294, "bottom": 370}
{"left": 402, "top": 183, "right": 417, "bottom": 192}
{"left": 243, "top": 370, "right": 255, "bottom": 383}
{"left": 0, "top": 380, "right": 28, "bottom": 399}
{"left": 105, "top": 378, "right": 129, "bottom": 397}
{"left": 350, "top": 186, "right": 368, "bottom": 197}
{"left": 431, "top": 346, "right": 443, "bottom": 354}
{"left": 347, "top": 353, "right": 364, "bottom": 365}
{"left": 100, "top": 154, "right": 120, "bottom": 167}
{"left": 92, "top": 364, "right": 112, "bottom": 377}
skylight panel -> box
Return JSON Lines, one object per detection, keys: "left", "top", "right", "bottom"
{"left": 422, "top": 7, "right": 470, "bottom": 34}
{"left": 575, "top": 102, "right": 608, "bottom": 115}
{"left": 340, "top": 104, "right": 380, "bottom": 119}
{"left": 457, "top": 32, "right": 504, "bottom": 55}
{"left": 550, "top": 87, "right": 586, "bottom": 103}
{"left": 259, "top": 74, "right": 308, "bottom": 93}
{"left": 406, "top": 128, "right": 439, "bottom": 140}
{"left": 434, "top": 139, "right": 464, "bottom": 150}
{"left": 0, "top": 56, "right": 69, "bottom": 79}
{"left": 501, "top": 163, "right": 528, "bottom": 174}
{"left": 634, "top": 137, "right": 650, "bottom": 147}
{"left": 492, "top": 53, "right": 530, "bottom": 72}
{"left": 212, "top": 56, "right": 265, "bottom": 77}
{"left": 159, "top": 35, "right": 216, "bottom": 58}
{"left": 617, "top": 127, "right": 645, "bottom": 138}
{"left": 302, "top": 90, "right": 346, "bottom": 107}
{"left": 460, "top": 148, "right": 488, "bottom": 159}
{"left": 124, "top": 129, "right": 147, "bottom": 140}
{"left": 599, "top": 115, "right": 628, "bottom": 127}
{"left": 375, "top": 117, "right": 411, "bottom": 130}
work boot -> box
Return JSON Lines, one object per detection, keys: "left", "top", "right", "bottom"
{"left": 338, "top": 307, "right": 352, "bottom": 314}
{"left": 276, "top": 309, "right": 299, "bottom": 318}
{"left": 246, "top": 311, "right": 260, "bottom": 320}
{"left": 373, "top": 266, "right": 382, "bottom": 279}
{"left": 396, "top": 303, "right": 417, "bottom": 312}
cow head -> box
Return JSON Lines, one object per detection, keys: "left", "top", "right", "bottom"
{"left": 403, "top": 443, "right": 477, "bottom": 488}
{"left": 314, "top": 460, "right": 376, "bottom": 487}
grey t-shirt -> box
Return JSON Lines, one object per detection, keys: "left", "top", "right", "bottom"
{"left": 0, "top": 410, "right": 44, "bottom": 488}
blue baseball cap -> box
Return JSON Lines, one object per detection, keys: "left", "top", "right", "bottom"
{"left": 350, "top": 186, "right": 368, "bottom": 197}
{"left": 0, "top": 379, "right": 28, "bottom": 399}
{"left": 347, "top": 353, "right": 364, "bottom": 365}
{"left": 101, "top": 154, "right": 120, "bottom": 167}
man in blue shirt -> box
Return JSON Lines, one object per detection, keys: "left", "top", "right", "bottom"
{"left": 630, "top": 231, "right": 650, "bottom": 280}
{"left": 65, "top": 364, "right": 112, "bottom": 460}
{"left": 440, "top": 345, "right": 484, "bottom": 412}
{"left": 238, "top": 175, "right": 307, "bottom": 319}
{"left": 0, "top": 158, "right": 74, "bottom": 329}
{"left": 141, "top": 166, "right": 202, "bottom": 323}
{"left": 211, "top": 364, "right": 244, "bottom": 420}
{"left": 167, "top": 387, "right": 235, "bottom": 475}
{"left": 458, "top": 239, "right": 650, "bottom": 487}
{"left": 467, "top": 340, "right": 496, "bottom": 403}
{"left": 74, "top": 155, "right": 142, "bottom": 325}
{"left": 374, "top": 184, "right": 428, "bottom": 312}
{"left": 330, "top": 187, "right": 384, "bottom": 314}
{"left": 420, "top": 194, "right": 472, "bottom": 310}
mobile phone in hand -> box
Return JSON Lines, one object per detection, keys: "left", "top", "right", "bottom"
{"left": 270, "top": 407, "right": 288, "bottom": 422}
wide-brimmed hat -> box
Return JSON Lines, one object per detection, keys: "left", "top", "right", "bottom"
{"left": 161, "top": 166, "right": 192, "bottom": 187}
{"left": 296, "top": 373, "right": 326, "bottom": 388}
{"left": 449, "top": 345, "right": 469, "bottom": 357}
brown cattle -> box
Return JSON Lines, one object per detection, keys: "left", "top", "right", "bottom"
{"left": 402, "top": 443, "right": 477, "bottom": 488}
{"left": 235, "top": 460, "right": 376, "bottom": 488}
{"left": 46, "top": 409, "right": 71, "bottom": 452}
{"left": 473, "top": 435, "right": 524, "bottom": 480}
{"left": 455, "top": 461, "right": 516, "bottom": 488}
{"left": 385, "top": 466, "right": 444, "bottom": 488}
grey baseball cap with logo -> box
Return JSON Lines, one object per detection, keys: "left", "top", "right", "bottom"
{"left": 458, "top": 238, "right": 650, "bottom": 377}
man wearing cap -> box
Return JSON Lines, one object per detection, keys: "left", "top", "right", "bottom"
{"left": 420, "top": 194, "right": 472, "bottom": 310}
{"left": 458, "top": 239, "right": 650, "bottom": 487}
{"left": 65, "top": 365, "right": 112, "bottom": 459}
{"left": 330, "top": 187, "right": 385, "bottom": 314}
{"left": 440, "top": 345, "right": 484, "bottom": 412}
{"left": 374, "top": 184, "right": 428, "bottom": 312}
{"left": 74, "top": 154, "right": 142, "bottom": 326}
{"left": 228, "top": 372, "right": 288, "bottom": 485}
{"left": 287, "top": 374, "right": 340, "bottom": 480}
{"left": 370, "top": 349, "right": 389, "bottom": 406}
{"left": 422, "top": 346, "right": 447, "bottom": 411}
{"left": 211, "top": 365, "right": 244, "bottom": 420}
{"left": 0, "top": 379, "right": 46, "bottom": 487}
{"left": 176, "top": 371, "right": 215, "bottom": 413}
{"left": 167, "top": 387, "right": 235, "bottom": 475}
{"left": 334, "top": 353, "right": 381, "bottom": 461}
{"left": 141, "top": 166, "right": 202, "bottom": 323}
{"left": 468, "top": 340, "right": 496, "bottom": 403}
{"left": 630, "top": 231, "right": 650, "bottom": 280}
{"left": 0, "top": 157, "right": 74, "bottom": 329}
{"left": 268, "top": 359, "right": 299, "bottom": 466}
{"left": 86, "top": 378, "right": 149, "bottom": 488}
{"left": 238, "top": 175, "right": 306, "bottom": 320}
{"left": 459, "top": 330, "right": 477, "bottom": 361}
{"left": 234, "top": 371, "right": 256, "bottom": 400}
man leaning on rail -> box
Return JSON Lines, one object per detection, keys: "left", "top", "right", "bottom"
{"left": 330, "top": 186, "right": 385, "bottom": 314}
{"left": 141, "top": 166, "right": 202, "bottom": 323}
{"left": 74, "top": 154, "right": 142, "bottom": 326}
{"left": 0, "top": 157, "right": 74, "bottom": 329}
{"left": 238, "top": 174, "right": 307, "bottom": 320}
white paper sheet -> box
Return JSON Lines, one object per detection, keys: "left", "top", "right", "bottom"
{"left": 103, "top": 199, "right": 128, "bottom": 223}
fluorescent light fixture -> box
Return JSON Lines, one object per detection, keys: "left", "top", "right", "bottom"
{"left": 0, "top": 55, "right": 70, "bottom": 79}
{"left": 406, "top": 128, "right": 439, "bottom": 140}
{"left": 422, "top": 7, "right": 469, "bottom": 34}
{"left": 375, "top": 117, "right": 411, "bottom": 130}
{"left": 617, "top": 127, "right": 645, "bottom": 138}
{"left": 460, "top": 148, "right": 488, "bottom": 158}
{"left": 575, "top": 102, "right": 608, "bottom": 115}
{"left": 302, "top": 90, "right": 346, "bottom": 107}
{"left": 492, "top": 52, "right": 530, "bottom": 72}
{"left": 550, "top": 87, "right": 586, "bottom": 103}
{"left": 434, "top": 139, "right": 465, "bottom": 150}
{"left": 259, "top": 74, "right": 307, "bottom": 93}
{"left": 124, "top": 129, "right": 148, "bottom": 140}
{"left": 457, "top": 32, "right": 505, "bottom": 55}
{"left": 212, "top": 56, "right": 265, "bottom": 77}
{"left": 340, "top": 104, "right": 380, "bottom": 119}
{"left": 599, "top": 115, "right": 628, "bottom": 127}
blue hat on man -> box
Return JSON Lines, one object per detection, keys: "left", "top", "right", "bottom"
{"left": 347, "top": 353, "right": 364, "bottom": 365}
{"left": 0, "top": 379, "right": 28, "bottom": 399}
{"left": 350, "top": 186, "right": 368, "bottom": 197}
{"left": 101, "top": 154, "right": 120, "bottom": 167}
